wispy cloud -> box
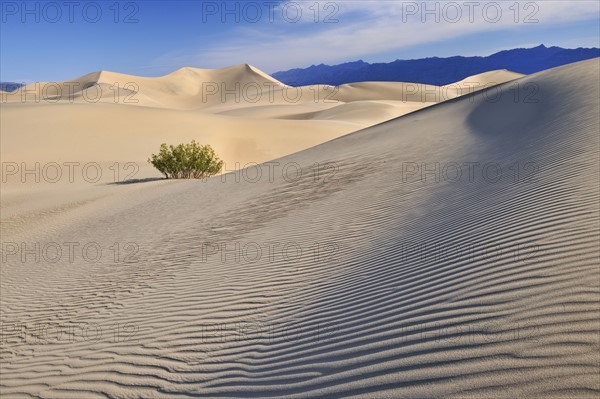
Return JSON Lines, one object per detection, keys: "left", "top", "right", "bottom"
{"left": 149, "top": 1, "right": 599, "bottom": 73}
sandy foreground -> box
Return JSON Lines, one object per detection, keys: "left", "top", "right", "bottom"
{"left": 0, "top": 59, "right": 598, "bottom": 398}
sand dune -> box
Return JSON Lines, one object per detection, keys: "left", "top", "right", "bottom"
{"left": 1, "top": 59, "right": 598, "bottom": 398}
{"left": 2, "top": 65, "right": 522, "bottom": 109}
{"left": 2, "top": 65, "right": 285, "bottom": 109}
{"left": 1, "top": 65, "right": 523, "bottom": 167}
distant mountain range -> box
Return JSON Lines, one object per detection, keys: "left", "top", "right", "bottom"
{"left": 0, "top": 82, "right": 25, "bottom": 92}
{"left": 272, "top": 45, "right": 600, "bottom": 86}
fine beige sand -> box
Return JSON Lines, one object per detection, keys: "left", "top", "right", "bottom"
{"left": 1, "top": 65, "right": 522, "bottom": 166}
{"left": 1, "top": 59, "right": 598, "bottom": 398}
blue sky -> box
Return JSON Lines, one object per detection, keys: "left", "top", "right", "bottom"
{"left": 1, "top": 0, "right": 599, "bottom": 82}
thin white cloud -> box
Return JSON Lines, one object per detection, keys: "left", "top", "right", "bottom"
{"left": 150, "top": 0, "right": 599, "bottom": 72}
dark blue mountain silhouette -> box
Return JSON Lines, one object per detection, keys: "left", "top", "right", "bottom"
{"left": 272, "top": 45, "right": 600, "bottom": 86}
{"left": 0, "top": 82, "right": 25, "bottom": 92}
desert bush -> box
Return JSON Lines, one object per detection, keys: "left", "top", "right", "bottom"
{"left": 148, "top": 141, "right": 224, "bottom": 179}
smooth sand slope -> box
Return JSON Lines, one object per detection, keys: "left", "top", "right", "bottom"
{"left": 1, "top": 59, "right": 598, "bottom": 398}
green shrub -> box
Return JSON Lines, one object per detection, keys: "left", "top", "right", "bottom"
{"left": 148, "top": 141, "right": 224, "bottom": 179}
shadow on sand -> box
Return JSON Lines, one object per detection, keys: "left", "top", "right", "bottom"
{"left": 107, "top": 177, "right": 167, "bottom": 185}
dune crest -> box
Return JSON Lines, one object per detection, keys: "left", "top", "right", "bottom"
{"left": 3, "top": 65, "right": 523, "bottom": 110}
